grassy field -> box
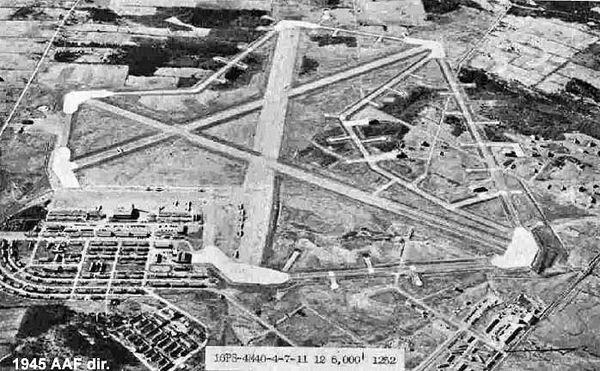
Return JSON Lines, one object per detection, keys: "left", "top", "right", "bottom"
{"left": 76, "top": 137, "right": 248, "bottom": 188}
{"left": 0, "top": 127, "right": 53, "bottom": 223}
{"left": 266, "top": 177, "right": 418, "bottom": 270}
{"left": 553, "top": 219, "right": 600, "bottom": 269}
{"left": 266, "top": 176, "right": 486, "bottom": 271}
{"left": 68, "top": 104, "right": 158, "bottom": 159}
{"left": 0, "top": 306, "right": 25, "bottom": 356}
{"left": 100, "top": 38, "right": 275, "bottom": 125}
{"left": 281, "top": 55, "right": 429, "bottom": 192}
{"left": 462, "top": 196, "right": 512, "bottom": 227}
{"left": 200, "top": 110, "right": 259, "bottom": 150}
{"left": 503, "top": 274, "right": 600, "bottom": 369}
{"left": 293, "top": 29, "right": 418, "bottom": 86}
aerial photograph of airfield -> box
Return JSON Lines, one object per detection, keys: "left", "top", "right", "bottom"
{"left": 0, "top": 0, "right": 600, "bottom": 370}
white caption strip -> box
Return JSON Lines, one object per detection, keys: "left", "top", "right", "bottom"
{"left": 205, "top": 346, "right": 405, "bottom": 371}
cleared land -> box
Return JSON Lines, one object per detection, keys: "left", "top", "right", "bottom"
{"left": 293, "top": 29, "right": 418, "bottom": 85}
{"left": 68, "top": 104, "right": 158, "bottom": 158}
{"left": 200, "top": 111, "right": 259, "bottom": 150}
{"left": 75, "top": 137, "right": 248, "bottom": 188}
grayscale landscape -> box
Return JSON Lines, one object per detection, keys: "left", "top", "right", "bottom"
{"left": 0, "top": 0, "right": 599, "bottom": 370}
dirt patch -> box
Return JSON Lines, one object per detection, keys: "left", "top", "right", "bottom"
{"left": 17, "top": 305, "right": 75, "bottom": 338}
{"left": 422, "top": 0, "right": 461, "bottom": 15}
{"left": 381, "top": 86, "right": 441, "bottom": 123}
{"left": 85, "top": 7, "right": 120, "bottom": 23}
{"left": 565, "top": 78, "right": 600, "bottom": 103}
{"left": 76, "top": 137, "right": 248, "bottom": 188}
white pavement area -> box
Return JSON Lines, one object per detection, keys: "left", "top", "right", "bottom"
{"left": 51, "top": 147, "right": 80, "bottom": 188}
{"left": 238, "top": 27, "right": 300, "bottom": 265}
{"left": 63, "top": 90, "right": 115, "bottom": 114}
{"left": 192, "top": 245, "right": 289, "bottom": 285}
{"left": 491, "top": 227, "right": 539, "bottom": 269}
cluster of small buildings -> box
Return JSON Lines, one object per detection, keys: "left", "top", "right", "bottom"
{"left": 483, "top": 295, "right": 540, "bottom": 348}
{"left": 155, "top": 224, "right": 188, "bottom": 239}
{"left": 46, "top": 209, "right": 93, "bottom": 223}
{"left": 464, "top": 294, "right": 501, "bottom": 325}
{"left": 236, "top": 204, "right": 246, "bottom": 238}
{"left": 24, "top": 265, "right": 78, "bottom": 280}
{"left": 464, "top": 293, "right": 541, "bottom": 347}
{"left": 435, "top": 332, "right": 502, "bottom": 371}
{"left": 46, "top": 202, "right": 202, "bottom": 225}
{"left": 0, "top": 240, "right": 73, "bottom": 298}
{"left": 0, "top": 199, "right": 214, "bottom": 301}
{"left": 0, "top": 239, "right": 23, "bottom": 269}
{"left": 39, "top": 216, "right": 200, "bottom": 242}
{"left": 35, "top": 240, "right": 83, "bottom": 264}
{"left": 430, "top": 293, "right": 542, "bottom": 370}
{"left": 113, "top": 309, "right": 206, "bottom": 371}
{"left": 158, "top": 207, "right": 199, "bottom": 223}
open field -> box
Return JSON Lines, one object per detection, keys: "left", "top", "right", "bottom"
{"left": 553, "top": 218, "right": 600, "bottom": 269}
{"left": 530, "top": 275, "right": 600, "bottom": 354}
{"left": 75, "top": 137, "right": 248, "bottom": 188}
{"left": 267, "top": 177, "right": 496, "bottom": 272}
{"left": 268, "top": 178, "right": 420, "bottom": 271}
{"left": 280, "top": 54, "right": 433, "bottom": 191}
{"left": 411, "top": 5, "right": 498, "bottom": 62}
{"left": 462, "top": 196, "right": 511, "bottom": 227}
{"left": 502, "top": 274, "right": 600, "bottom": 370}
{"left": 102, "top": 80, "right": 266, "bottom": 125}
{"left": 0, "top": 127, "right": 53, "bottom": 222}
{"left": 293, "top": 29, "right": 418, "bottom": 85}
{"left": 0, "top": 305, "right": 26, "bottom": 356}
{"left": 96, "top": 35, "right": 276, "bottom": 124}
{"left": 282, "top": 53, "right": 429, "bottom": 157}
{"left": 420, "top": 272, "right": 491, "bottom": 318}
{"left": 218, "top": 285, "right": 340, "bottom": 346}
{"left": 68, "top": 103, "right": 158, "bottom": 158}
{"left": 292, "top": 276, "right": 455, "bottom": 366}
{"left": 200, "top": 110, "right": 259, "bottom": 150}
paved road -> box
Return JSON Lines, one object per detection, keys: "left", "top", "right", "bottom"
{"left": 73, "top": 100, "right": 510, "bottom": 250}
{"left": 491, "top": 254, "right": 600, "bottom": 371}
{"left": 238, "top": 28, "right": 300, "bottom": 265}
{"left": 75, "top": 132, "right": 174, "bottom": 169}
{"left": 290, "top": 258, "right": 495, "bottom": 280}
{"left": 202, "top": 288, "right": 299, "bottom": 346}
{"left": 334, "top": 53, "right": 510, "bottom": 235}
{"left": 451, "top": 191, "right": 508, "bottom": 209}
{"left": 340, "top": 54, "right": 432, "bottom": 120}
{"left": 0, "top": 0, "right": 83, "bottom": 139}
{"left": 73, "top": 100, "right": 263, "bottom": 170}
{"left": 291, "top": 46, "right": 430, "bottom": 98}
{"left": 185, "top": 99, "right": 264, "bottom": 131}
{"left": 65, "top": 37, "right": 511, "bottom": 250}
{"left": 438, "top": 59, "right": 520, "bottom": 225}
{"left": 117, "top": 31, "right": 278, "bottom": 97}
{"left": 73, "top": 49, "right": 509, "bottom": 238}
{"left": 72, "top": 46, "right": 431, "bottom": 170}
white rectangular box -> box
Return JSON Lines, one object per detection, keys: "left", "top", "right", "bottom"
{"left": 205, "top": 346, "right": 405, "bottom": 371}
